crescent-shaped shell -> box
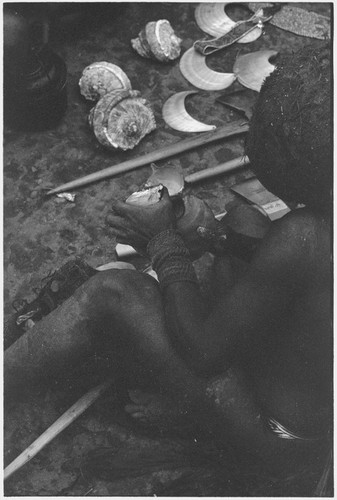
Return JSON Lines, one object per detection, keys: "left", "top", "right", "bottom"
{"left": 145, "top": 164, "right": 185, "bottom": 196}
{"left": 79, "top": 61, "right": 132, "bottom": 101}
{"left": 180, "top": 47, "right": 236, "bottom": 91}
{"left": 233, "top": 50, "right": 278, "bottom": 92}
{"left": 162, "top": 91, "right": 216, "bottom": 132}
{"left": 195, "top": 3, "right": 262, "bottom": 43}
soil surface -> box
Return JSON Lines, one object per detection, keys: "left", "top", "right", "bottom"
{"left": 3, "top": 3, "right": 331, "bottom": 496}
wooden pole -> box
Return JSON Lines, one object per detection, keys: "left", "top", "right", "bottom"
{"left": 47, "top": 121, "right": 249, "bottom": 195}
{"left": 4, "top": 379, "right": 113, "bottom": 481}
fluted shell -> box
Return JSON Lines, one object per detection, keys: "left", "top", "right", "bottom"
{"left": 162, "top": 91, "right": 216, "bottom": 132}
{"left": 180, "top": 47, "right": 236, "bottom": 91}
{"left": 145, "top": 163, "right": 185, "bottom": 196}
{"left": 125, "top": 185, "right": 163, "bottom": 206}
{"left": 233, "top": 50, "right": 278, "bottom": 92}
{"left": 79, "top": 61, "right": 132, "bottom": 101}
{"left": 195, "top": 3, "right": 262, "bottom": 43}
{"left": 176, "top": 194, "right": 219, "bottom": 258}
{"left": 89, "top": 89, "right": 156, "bottom": 150}
{"left": 131, "top": 20, "right": 182, "bottom": 62}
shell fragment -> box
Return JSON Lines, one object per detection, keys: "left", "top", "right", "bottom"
{"left": 233, "top": 50, "right": 278, "bottom": 92}
{"left": 162, "top": 91, "right": 216, "bottom": 133}
{"left": 179, "top": 47, "right": 236, "bottom": 91}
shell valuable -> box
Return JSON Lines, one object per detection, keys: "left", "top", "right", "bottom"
{"left": 131, "top": 20, "right": 182, "bottom": 62}
{"left": 162, "top": 91, "right": 216, "bottom": 133}
{"left": 179, "top": 47, "right": 236, "bottom": 91}
{"left": 89, "top": 89, "right": 156, "bottom": 150}
{"left": 195, "top": 3, "right": 262, "bottom": 43}
{"left": 233, "top": 50, "right": 278, "bottom": 92}
{"left": 79, "top": 61, "right": 131, "bottom": 101}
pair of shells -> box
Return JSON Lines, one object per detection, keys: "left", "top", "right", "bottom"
{"left": 131, "top": 19, "right": 182, "bottom": 62}
{"left": 88, "top": 89, "right": 156, "bottom": 151}
{"left": 79, "top": 61, "right": 131, "bottom": 101}
{"left": 180, "top": 48, "right": 278, "bottom": 92}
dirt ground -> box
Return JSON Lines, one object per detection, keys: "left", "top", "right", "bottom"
{"left": 3, "top": 2, "right": 331, "bottom": 496}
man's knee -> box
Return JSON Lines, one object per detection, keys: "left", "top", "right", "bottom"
{"left": 83, "top": 269, "right": 161, "bottom": 315}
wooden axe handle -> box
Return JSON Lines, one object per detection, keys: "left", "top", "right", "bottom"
{"left": 47, "top": 121, "right": 249, "bottom": 195}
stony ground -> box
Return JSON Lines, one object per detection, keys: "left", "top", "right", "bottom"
{"left": 3, "top": 2, "right": 330, "bottom": 496}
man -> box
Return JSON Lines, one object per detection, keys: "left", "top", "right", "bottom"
{"left": 5, "top": 41, "right": 332, "bottom": 482}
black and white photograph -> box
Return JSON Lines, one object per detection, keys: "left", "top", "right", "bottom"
{"left": 3, "top": 1, "right": 333, "bottom": 496}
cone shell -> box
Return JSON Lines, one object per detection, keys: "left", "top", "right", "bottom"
{"left": 233, "top": 50, "right": 278, "bottom": 92}
{"left": 131, "top": 19, "right": 182, "bottom": 62}
{"left": 180, "top": 47, "right": 236, "bottom": 91}
{"left": 195, "top": 3, "right": 263, "bottom": 43}
{"left": 89, "top": 89, "right": 156, "bottom": 150}
{"left": 163, "top": 91, "right": 216, "bottom": 132}
{"left": 79, "top": 61, "right": 132, "bottom": 101}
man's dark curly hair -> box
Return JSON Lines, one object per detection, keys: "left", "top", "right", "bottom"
{"left": 246, "top": 42, "right": 332, "bottom": 211}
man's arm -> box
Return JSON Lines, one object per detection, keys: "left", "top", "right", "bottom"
{"left": 149, "top": 211, "right": 316, "bottom": 374}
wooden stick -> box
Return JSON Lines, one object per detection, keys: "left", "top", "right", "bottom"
{"left": 185, "top": 155, "right": 249, "bottom": 184}
{"left": 4, "top": 379, "right": 113, "bottom": 481}
{"left": 47, "top": 121, "right": 249, "bottom": 195}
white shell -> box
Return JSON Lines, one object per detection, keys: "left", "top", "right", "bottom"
{"left": 79, "top": 62, "right": 131, "bottom": 101}
{"left": 125, "top": 185, "right": 163, "bottom": 206}
{"left": 180, "top": 47, "right": 236, "bottom": 91}
{"left": 233, "top": 50, "right": 278, "bottom": 92}
{"left": 195, "top": 3, "right": 262, "bottom": 43}
{"left": 162, "top": 91, "right": 216, "bottom": 132}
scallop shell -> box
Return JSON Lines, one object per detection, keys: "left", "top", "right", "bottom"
{"left": 79, "top": 61, "right": 132, "bottom": 101}
{"left": 89, "top": 89, "right": 156, "bottom": 150}
{"left": 195, "top": 3, "right": 262, "bottom": 43}
{"left": 145, "top": 164, "right": 185, "bottom": 196}
{"left": 179, "top": 47, "right": 236, "bottom": 91}
{"left": 125, "top": 185, "right": 163, "bottom": 206}
{"left": 131, "top": 20, "right": 182, "bottom": 62}
{"left": 162, "top": 91, "right": 216, "bottom": 132}
{"left": 233, "top": 50, "right": 278, "bottom": 92}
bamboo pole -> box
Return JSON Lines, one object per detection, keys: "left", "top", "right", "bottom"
{"left": 47, "top": 121, "right": 249, "bottom": 195}
{"left": 185, "top": 155, "right": 249, "bottom": 184}
{"left": 4, "top": 379, "right": 113, "bottom": 481}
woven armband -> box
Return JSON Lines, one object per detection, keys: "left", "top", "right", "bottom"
{"left": 147, "top": 230, "right": 198, "bottom": 289}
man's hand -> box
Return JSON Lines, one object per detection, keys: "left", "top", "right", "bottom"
{"left": 106, "top": 187, "right": 176, "bottom": 254}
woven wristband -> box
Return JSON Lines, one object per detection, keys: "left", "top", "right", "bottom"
{"left": 147, "top": 230, "right": 198, "bottom": 289}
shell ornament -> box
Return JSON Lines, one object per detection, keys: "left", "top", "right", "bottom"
{"left": 179, "top": 47, "right": 236, "bottom": 91}
{"left": 162, "top": 91, "right": 216, "bottom": 132}
{"left": 233, "top": 50, "right": 278, "bottom": 92}
{"left": 79, "top": 61, "right": 131, "bottom": 101}
{"left": 195, "top": 3, "right": 262, "bottom": 43}
{"left": 131, "top": 20, "right": 182, "bottom": 62}
{"left": 89, "top": 89, "right": 156, "bottom": 150}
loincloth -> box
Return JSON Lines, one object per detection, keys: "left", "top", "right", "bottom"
{"left": 266, "top": 417, "right": 324, "bottom": 441}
